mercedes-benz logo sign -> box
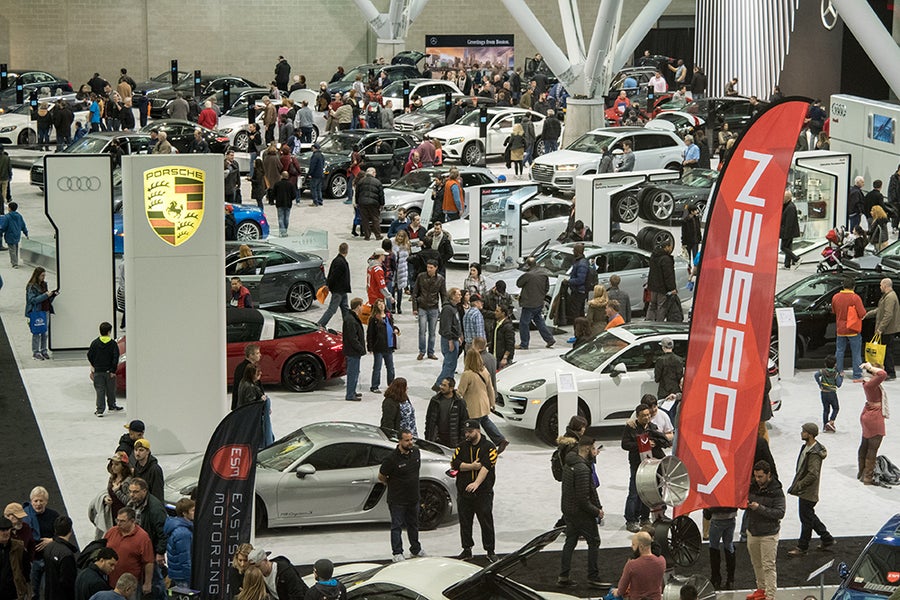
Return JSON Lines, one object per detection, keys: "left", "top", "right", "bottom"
{"left": 56, "top": 176, "right": 102, "bottom": 192}
{"left": 821, "top": 0, "right": 838, "bottom": 30}
{"left": 429, "top": 37, "right": 438, "bottom": 46}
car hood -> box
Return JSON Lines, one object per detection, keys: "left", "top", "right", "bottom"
{"left": 383, "top": 188, "right": 427, "bottom": 206}
{"left": 430, "top": 124, "right": 475, "bottom": 140}
{"left": 134, "top": 81, "right": 173, "bottom": 94}
{"left": 442, "top": 219, "right": 469, "bottom": 239}
{"left": 327, "top": 81, "right": 354, "bottom": 95}
{"left": 297, "top": 152, "right": 347, "bottom": 167}
{"left": 497, "top": 354, "right": 579, "bottom": 392}
{"left": 395, "top": 112, "right": 440, "bottom": 126}
{"left": 534, "top": 149, "right": 600, "bottom": 166}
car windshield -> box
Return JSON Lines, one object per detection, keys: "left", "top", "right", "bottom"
{"left": 456, "top": 110, "right": 486, "bottom": 127}
{"left": 317, "top": 135, "right": 356, "bottom": 154}
{"left": 774, "top": 275, "right": 838, "bottom": 309}
{"left": 381, "top": 82, "right": 405, "bottom": 98}
{"left": 419, "top": 97, "right": 445, "bottom": 113}
{"left": 149, "top": 71, "right": 180, "bottom": 83}
{"left": 680, "top": 169, "right": 717, "bottom": 188}
{"left": 659, "top": 97, "right": 690, "bottom": 111}
{"left": 391, "top": 170, "right": 439, "bottom": 192}
{"left": 561, "top": 329, "right": 630, "bottom": 371}
{"left": 528, "top": 249, "right": 574, "bottom": 275}
{"left": 257, "top": 430, "right": 314, "bottom": 471}
{"left": 63, "top": 136, "right": 109, "bottom": 154}
{"left": 5, "top": 104, "right": 31, "bottom": 115}
{"left": 847, "top": 543, "right": 900, "bottom": 596}
{"left": 341, "top": 66, "right": 372, "bottom": 83}
{"left": 565, "top": 132, "right": 616, "bottom": 153}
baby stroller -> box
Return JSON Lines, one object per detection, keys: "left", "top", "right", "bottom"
{"left": 817, "top": 226, "right": 852, "bottom": 272}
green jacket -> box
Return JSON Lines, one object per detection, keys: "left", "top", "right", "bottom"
{"left": 876, "top": 289, "right": 900, "bottom": 335}
{"left": 788, "top": 441, "right": 827, "bottom": 502}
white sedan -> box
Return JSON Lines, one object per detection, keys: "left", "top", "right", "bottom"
{"left": 495, "top": 324, "right": 782, "bottom": 445}
{"left": 217, "top": 89, "right": 325, "bottom": 152}
{"left": 429, "top": 107, "right": 547, "bottom": 166}
{"left": 442, "top": 195, "right": 572, "bottom": 265}
{"left": 0, "top": 101, "right": 88, "bottom": 146}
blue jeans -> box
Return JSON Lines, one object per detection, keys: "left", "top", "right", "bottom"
{"left": 300, "top": 127, "right": 313, "bottom": 144}
{"left": 835, "top": 334, "right": 862, "bottom": 378}
{"left": 30, "top": 558, "right": 44, "bottom": 600}
{"left": 277, "top": 206, "right": 291, "bottom": 235}
{"left": 544, "top": 140, "right": 559, "bottom": 153}
{"left": 436, "top": 337, "right": 459, "bottom": 386}
{"left": 417, "top": 308, "right": 439, "bottom": 355}
{"left": 519, "top": 306, "right": 554, "bottom": 348}
{"left": 821, "top": 392, "right": 839, "bottom": 425}
{"left": 477, "top": 415, "right": 506, "bottom": 445}
{"left": 318, "top": 292, "right": 347, "bottom": 328}
{"left": 443, "top": 211, "right": 459, "bottom": 222}
{"left": 38, "top": 126, "right": 51, "bottom": 146}
{"left": 849, "top": 213, "right": 861, "bottom": 231}
{"left": 389, "top": 503, "right": 421, "bottom": 556}
{"left": 262, "top": 397, "right": 274, "bottom": 447}
{"left": 624, "top": 463, "right": 649, "bottom": 523}
{"left": 56, "top": 132, "right": 71, "bottom": 152}
{"left": 32, "top": 332, "right": 48, "bottom": 354}
{"left": 249, "top": 152, "right": 258, "bottom": 180}
{"left": 345, "top": 356, "right": 360, "bottom": 400}
{"left": 371, "top": 351, "right": 395, "bottom": 389}
{"left": 708, "top": 516, "right": 736, "bottom": 552}
{"left": 310, "top": 177, "right": 323, "bottom": 206}
{"left": 524, "top": 146, "right": 534, "bottom": 166}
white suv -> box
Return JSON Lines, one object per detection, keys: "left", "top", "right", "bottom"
{"left": 531, "top": 127, "right": 685, "bottom": 193}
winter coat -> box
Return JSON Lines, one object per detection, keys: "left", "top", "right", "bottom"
{"left": 325, "top": 254, "right": 351, "bottom": 294}
{"left": 654, "top": 352, "right": 684, "bottom": 399}
{"left": 787, "top": 442, "right": 827, "bottom": 502}
{"left": 1, "top": 211, "right": 27, "bottom": 245}
{"left": 621, "top": 422, "right": 669, "bottom": 467}
{"left": 271, "top": 556, "right": 309, "bottom": 600}
{"left": 164, "top": 516, "right": 193, "bottom": 582}
{"left": 424, "top": 392, "right": 468, "bottom": 448}
{"left": 543, "top": 116, "right": 562, "bottom": 142}
{"left": 366, "top": 315, "right": 397, "bottom": 354}
{"left": 305, "top": 580, "right": 347, "bottom": 600}
{"left": 134, "top": 492, "right": 168, "bottom": 555}
{"left": 457, "top": 367, "right": 495, "bottom": 419}
{"left": 74, "top": 563, "right": 110, "bottom": 600}
{"left": 876, "top": 289, "right": 900, "bottom": 335}
{"left": 1, "top": 538, "right": 28, "bottom": 599}
{"left": 517, "top": 268, "right": 551, "bottom": 309}
{"left": 412, "top": 273, "right": 447, "bottom": 311}
{"left": 341, "top": 310, "right": 366, "bottom": 357}
{"left": 356, "top": 175, "right": 384, "bottom": 207}
{"left": 780, "top": 201, "right": 801, "bottom": 240}
{"left": 681, "top": 213, "right": 702, "bottom": 247}
{"left": 561, "top": 451, "right": 602, "bottom": 520}
{"left": 647, "top": 247, "right": 676, "bottom": 294}
{"left": 586, "top": 299, "right": 607, "bottom": 336}
{"left": 132, "top": 455, "right": 165, "bottom": 502}
{"left": 746, "top": 476, "right": 785, "bottom": 537}
{"left": 44, "top": 536, "right": 78, "bottom": 600}
{"left": 308, "top": 151, "right": 325, "bottom": 179}
{"left": 87, "top": 336, "right": 120, "bottom": 374}
{"left": 25, "top": 283, "right": 53, "bottom": 317}
{"left": 392, "top": 245, "right": 409, "bottom": 289}
{"left": 492, "top": 318, "right": 516, "bottom": 363}
{"left": 439, "top": 303, "right": 462, "bottom": 340}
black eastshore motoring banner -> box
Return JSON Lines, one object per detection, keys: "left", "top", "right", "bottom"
{"left": 190, "top": 403, "right": 265, "bottom": 599}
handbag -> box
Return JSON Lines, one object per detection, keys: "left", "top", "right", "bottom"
{"left": 866, "top": 333, "right": 886, "bottom": 366}
{"left": 29, "top": 311, "right": 48, "bottom": 335}
{"left": 316, "top": 285, "right": 329, "bottom": 305}
{"left": 846, "top": 305, "right": 862, "bottom": 334}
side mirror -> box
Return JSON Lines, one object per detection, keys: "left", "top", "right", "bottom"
{"left": 295, "top": 464, "right": 316, "bottom": 479}
{"left": 837, "top": 562, "right": 849, "bottom": 580}
{"left": 611, "top": 363, "right": 627, "bottom": 377}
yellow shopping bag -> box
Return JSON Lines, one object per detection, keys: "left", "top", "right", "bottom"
{"left": 866, "top": 334, "right": 886, "bottom": 366}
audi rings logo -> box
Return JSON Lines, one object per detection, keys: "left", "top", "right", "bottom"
{"left": 831, "top": 102, "right": 847, "bottom": 118}
{"left": 56, "top": 176, "right": 102, "bottom": 192}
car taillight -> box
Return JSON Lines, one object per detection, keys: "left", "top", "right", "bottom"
{"left": 320, "top": 265, "right": 325, "bottom": 275}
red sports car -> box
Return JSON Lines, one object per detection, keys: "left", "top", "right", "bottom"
{"left": 116, "top": 307, "right": 345, "bottom": 394}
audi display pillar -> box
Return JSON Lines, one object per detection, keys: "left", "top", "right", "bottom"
{"left": 44, "top": 154, "right": 116, "bottom": 350}
{"left": 121, "top": 155, "right": 226, "bottom": 454}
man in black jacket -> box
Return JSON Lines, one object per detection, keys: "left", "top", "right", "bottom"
{"left": 435, "top": 288, "right": 463, "bottom": 391}
{"left": 542, "top": 110, "right": 562, "bottom": 153}
{"left": 450, "top": 420, "right": 498, "bottom": 562}
{"left": 74, "top": 547, "right": 117, "bottom": 600}
{"left": 357, "top": 168, "right": 385, "bottom": 241}
{"left": 848, "top": 176, "right": 866, "bottom": 231}
{"left": 131, "top": 440, "right": 164, "bottom": 501}
{"left": 746, "top": 460, "right": 785, "bottom": 600}
{"left": 558, "top": 437, "right": 603, "bottom": 588}
{"left": 318, "top": 243, "right": 351, "bottom": 329}
{"left": 516, "top": 257, "right": 556, "bottom": 350}
{"left": 88, "top": 322, "right": 122, "bottom": 417}
{"left": 342, "top": 298, "right": 366, "bottom": 401}
{"left": 247, "top": 548, "right": 308, "bottom": 600}
{"left": 304, "top": 559, "right": 346, "bottom": 600}
{"left": 231, "top": 344, "right": 261, "bottom": 410}
{"left": 621, "top": 404, "right": 670, "bottom": 532}
{"left": 126, "top": 479, "right": 167, "bottom": 571}
{"left": 53, "top": 100, "right": 75, "bottom": 152}
{"left": 780, "top": 190, "right": 801, "bottom": 269}
{"left": 116, "top": 420, "right": 144, "bottom": 464}
{"left": 646, "top": 242, "right": 678, "bottom": 321}
{"left": 43, "top": 516, "right": 78, "bottom": 600}
{"left": 424, "top": 377, "right": 469, "bottom": 447}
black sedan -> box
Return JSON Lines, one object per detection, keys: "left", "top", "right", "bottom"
{"left": 295, "top": 130, "right": 419, "bottom": 199}
{"left": 671, "top": 96, "right": 768, "bottom": 137}
{"left": 773, "top": 271, "right": 900, "bottom": 360}
{"left": 30, "top": 132, "right": 154, "bottom": 188}
{"left": 139, "top": 120, "right": 231, "bottom": 154}
{"left": 131, "top": 70, "right": 191, "bottom": 94}
{"left": 225, "top": 241, "right": 326, "bottom": 312}
{"left": 612, "top": 168, "right": 718, "bottom": 224}
{"left": 142, "top": 74, "right": 259, "bottom": 118}
{"left": 0, "top": 82, "right": 71, "bottom": 113}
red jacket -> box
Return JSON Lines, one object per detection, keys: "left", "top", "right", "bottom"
{"left": 832, "top": 289, "right": 866, "bottom": 336}
{"left": 198, "top": 108, "right": 217, "bottom": 130}
{"left": 367, "top": 263, "right": 387, "bottom": 307}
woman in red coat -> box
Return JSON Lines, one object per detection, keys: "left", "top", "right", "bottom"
{"left": 859, "top": 361, "right": 887, "bottom": 484}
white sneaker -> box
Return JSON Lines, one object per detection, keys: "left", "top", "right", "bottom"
{"left": 392, "top": 554, "right": 405, "bottom": 562}
{"left": 412, "top": 549, "right": 426, "bottom": 558}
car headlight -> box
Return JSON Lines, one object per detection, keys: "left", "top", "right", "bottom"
{"left": 556, "top": 164, "right": 578, "bottom": 172}
{"left": 219, "top": 127, "right": 233, "bottom": 134}
{"left": 510, "top": 379, "right": 546, "bottom": 393}
{"left": 447, "top": 137, "right": 464, "bottom": 146}
{"left": 414, "top": 122, "right": 434, "bottom": 131}
{"left": 0, "top": 126, "right": 16, "bottom": 133}
{"left": 384, "top": 204, "right": 399, "bottom": 212}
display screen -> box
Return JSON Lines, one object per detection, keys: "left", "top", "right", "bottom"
{"left": 871, "top": 114, "right": 895, "bottom": 144}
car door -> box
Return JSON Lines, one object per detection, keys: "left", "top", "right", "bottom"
{"left": 522, "top": 202, "right": 569, "bottom": 253}
{"left": 632, "top": 133, "right": 676, "bottom": 169}
{"left": 362, "top": 136, "right": 396, "bottom": 182}
{"left": 486, "top": 113, "right": 514, "bottom": 155}
{"left": 126, "top": 137, "right": 153, "bottom": 155}
{"left": 225, "top": 316, "right": 266, "bottom": 379}
{"left": 277, "top": 443, "right": 380, "bottom": 521}
{"left": 225, "top": 256, "right": 268, "bottom": 304}
{"left": 256, "top": 250, "right": 300, "bottom": 306}
{"left": 603, "top": 340, "right": 665, "bottom": 417}
{"left": 597, "top": 250, "right": 648, "bottom": 312}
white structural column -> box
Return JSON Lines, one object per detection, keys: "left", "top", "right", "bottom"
{"left": 694, "top": 0, "right": 799, "bottom": 99}
{"left": 351, "top": 0, "right": 430, "bottom": 56}
{"left": 610, "top": 0, "right": 675, "bottom": 72}
{"left": 830, "top": 0, "right": 900, "bottom": 99}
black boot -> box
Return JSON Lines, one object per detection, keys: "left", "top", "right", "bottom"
{"left": 709, "top": 547, "right": 722, "bottom": 589}
{"left": 724, "top": 548, "right": 736, "bottom": 590}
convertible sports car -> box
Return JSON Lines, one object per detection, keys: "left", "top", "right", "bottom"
{"left": 116, "top": 307, "right": 345, "bottom": 393}
{"left": 163, "top": 421, "right": 457, "bottom": 531}
{"left": 832, "top": 513, "right": 900, "bottom": 600}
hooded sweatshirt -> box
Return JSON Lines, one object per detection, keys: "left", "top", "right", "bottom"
{"left": 87, "top": 336, "right": 120, "bottom": 374}
{"left": 306, "top": 578, "right": 347, "bottom": 599}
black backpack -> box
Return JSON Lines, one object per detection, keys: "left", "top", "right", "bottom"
{"left": 584, "top": 261, "right": 599, "bottom": 291}
{"left": 550, "top": 448, "right": 564, "bottom": 482}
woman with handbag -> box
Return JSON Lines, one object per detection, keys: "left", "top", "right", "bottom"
{"left": 457, "top": 348, "right": 509, "bottom": 452}
{"left": 25, "top": 267, "right": 58, "bottom": 360}
{"left": 380, "top": 378, "right": 417, "bottom": 435}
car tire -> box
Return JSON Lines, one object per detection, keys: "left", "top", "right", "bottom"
{"left": 665, "top": 162, "right": 682, "bottom": 172}
{"left": 233, "top": 131, "right": 250, "bottom": 153}
{"left": 637, "top": 226, "right": 674, "bottom": 251}
{"left": 255, "top": 496, "right": 268, "bottom": 531}
{"left": 418, "top": 481, "right": 449, "bottom": 530}
{"left": 18, "top": 128, "right": 36, "bottom": 146}
{"left": 641, "top": 188, "right": 676, "bottom": 222}
{"left": 536, "top": 398, "right": 589, "bottom": 446}
{"left": 613, "top": 191, "right": 640, "bottom": 223}
{"left": 287, "top": 282, "right": 314, "bottom": 312}
{"left": 533, "top": 137, "right": 545, "bottom": 158}
{"left": 462, "top": 142, "right": 483, "bottom": 166}
{"left": 281, "top": 353, "right": 324, "bottom": 392}
{"left": 327, "top": 173, "right": 348, "bottom": 199}
{"left": 236, "top": 220, "right": 263, "bottom": 241}
{"left": 610, "top": 230, "right": 638, "bottom": 246}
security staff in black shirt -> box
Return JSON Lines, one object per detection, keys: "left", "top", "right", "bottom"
{"left": 450, "top": 420, "right": 498, "bottom": 563}
{"left": 378, "top": 430, "right": 423, "bottom": 562}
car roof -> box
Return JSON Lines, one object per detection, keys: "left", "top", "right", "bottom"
{"left": 588, "top": 126, "right": 666, "bottom": 135}
{"left": 872, "top": 513, "right": 900, "bottom": 546}
{"left": 84, "top": 131, "right": 151, "bottom": 140}
{"left": 544, "top": 242, "right": 651, "bottom": 255}
{"left": 302, "top": 421, "right": 390, "bottom": 444}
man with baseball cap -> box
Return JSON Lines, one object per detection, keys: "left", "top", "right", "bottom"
{"left": 450, "top": 419, "right": 498, "bottom": 562}
{"left": 787, "top": 423, "right": 834, "bottom": 556}
{"left": 3, "top": 503, "right": 35, "bottom": 559}
{"left": 306, "top": 558, "right": 346, "bottom": 599}
{"left": 116, "top": 421, "right": 145, "bottom": 464}
{"left": 246, "top": 547, "right": 307, "bottom": 600}
{"left": 131, "top": 440, "right": 164, "bottom": 501}
{"left": 0, "top": 515, "right": 28, "bottom": 600}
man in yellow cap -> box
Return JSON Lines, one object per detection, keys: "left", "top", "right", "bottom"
{"left": 131, "top": 440, "right": 164, "bottom": 501}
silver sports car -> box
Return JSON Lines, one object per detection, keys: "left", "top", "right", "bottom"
{"left": 164, "top": 422, "right": 457, "bottom": 530}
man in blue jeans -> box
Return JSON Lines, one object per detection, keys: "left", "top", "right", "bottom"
{"left": 435, "top": 288, "right": 462, "bottom": 391}
{"left": 318, "top": 243, "right": 351, "bottom": 329}
{"left": 516, "top": 257, "right": 556, "bottom": 349}
{"left": 412, "top": 260, "right": 447, "bottom": 361}
{"left": 342, "top": 298, "right": 366, "bottom": 401}
{"left": 307, "top": 142, "right": 325, "bottom": 207}
{"left": 378, "top": 429, "right": 424, "bottom": 562}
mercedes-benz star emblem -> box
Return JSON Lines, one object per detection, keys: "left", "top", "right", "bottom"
{"left": 429, "top": 37, "right": 438, "bottom": 46}
{"left": 821, "top": 0, "right": 838, "bottom": 30}
{"left": 57, "top": 176, "right": 102, "bottom": 192}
